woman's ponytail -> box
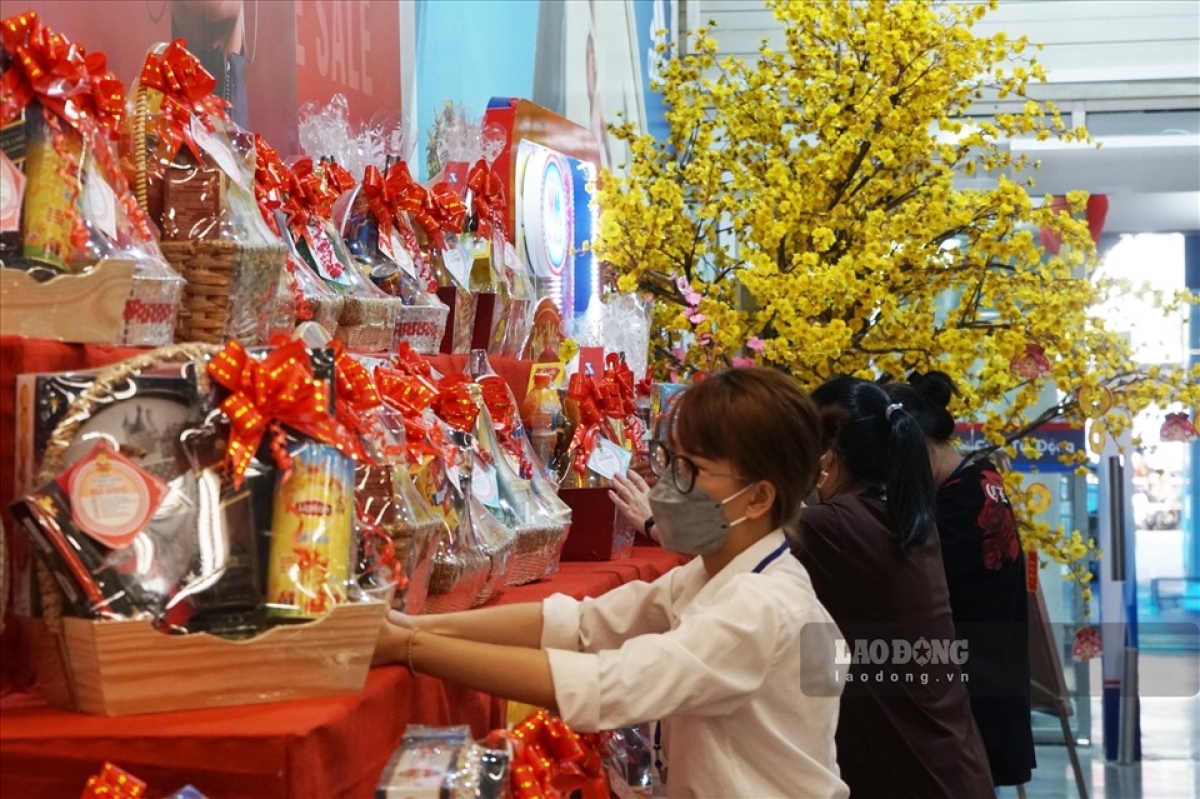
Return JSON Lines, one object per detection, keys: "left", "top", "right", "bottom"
{"left": 812, "top": 377, "right": 938, "bottom": 549}
{"left": 884, "top": 407, "right": 937, "bottom": 548}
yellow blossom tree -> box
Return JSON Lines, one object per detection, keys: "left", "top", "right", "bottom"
{"left": 594, "top": 0, "right": 1200, "bottom": 589}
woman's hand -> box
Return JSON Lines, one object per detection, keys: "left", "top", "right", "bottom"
{"left": 373, "top": 614, "right": 414, "bottom": 667}
{"left": 387, "top": 610, "right": 418, "bottom": 629}
{"left": 609, "top": 470, "right": 655, "bottom": 539}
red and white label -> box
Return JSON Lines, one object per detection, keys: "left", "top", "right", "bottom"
{"left": 62, "top": 440, "right": 167, "bottom": 549}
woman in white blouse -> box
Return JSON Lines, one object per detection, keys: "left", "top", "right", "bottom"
{"left": 373, "top": 367, "right": 848, "bottom": 799}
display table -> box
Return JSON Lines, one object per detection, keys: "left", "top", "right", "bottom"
{"left": 0, "top": 546, "right": 685, "bottom": 799}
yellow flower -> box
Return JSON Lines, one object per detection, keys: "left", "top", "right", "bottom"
{"left": 592, "top": 0, "right": 1199, "bottom": 587}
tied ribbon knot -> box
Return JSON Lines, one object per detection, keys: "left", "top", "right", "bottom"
{"left": 284, "top": 158, "right": 330, "bottom": 244}
{"left": 1, "top": 11, "right": 125, "bottom": 137}
{"left": 388, "top": 161, "right": 438, "bottom": 241}
{"left": 466, "top": 158, "right": 507, "bottom": 239}
{"left": 207, "top": 339, "right": 357, "bottom": 489}
{"left": 488, "top": 711, "right": 608, "bottom": 799}
{"left": 604, "top": 353, "right": 638, "bottom": 418}
{"left": 432, "top": 373, "right": 481, "bottom": 433}
{"left": 137, "top": 38, "right": 230, "bottom": 162}
{"left": 79, "top": 762, "right": 146, "bottom": 799}
{"left": 375, "top": 365, "right": 440, "bottom": 464}
{"left": 428, "top": 181, "right": 467, "bottom": 238}
{"left": 330, "top": 340, "right": 382, "bottom": 459}
{"left": 566, "top": 372, "right": 618, "bottom": 476}
{"left": 253, "top": 133, "right": 290, "bottom": 233}
{"left": 361, "top": 163, "right": 399, "bottom": 242}
{"left": 479, "top": 374, "right": 528, "bottom": 471}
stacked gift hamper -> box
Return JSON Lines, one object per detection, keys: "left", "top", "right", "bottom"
{"left": 1, "top": 14, "right": 675, "bottom": 726}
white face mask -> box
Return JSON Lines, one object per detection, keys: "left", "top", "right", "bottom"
{"left": 647, "top": 479, "right": 754, "bottom": 556}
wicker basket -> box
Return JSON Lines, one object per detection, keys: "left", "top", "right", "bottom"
{"left": 160, "top": 238, "right": 285, "bottom": 345}
{"left": 28, "top": 343, "right": 385, "bottom": 715}
{"left": 132, "top": 90, "right": 284, "bottom": 346}
{"left": 395, "top": 303, "right": 450, "bottom": 355}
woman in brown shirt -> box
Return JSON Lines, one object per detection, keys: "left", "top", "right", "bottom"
{"left": 794, "top": 377, "right": 993, "bottom": 799}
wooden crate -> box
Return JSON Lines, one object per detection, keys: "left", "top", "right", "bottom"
{"left": 31, "top": 602, "right": 386, "bottom": 716}
{"left": 0, "top": 259, "right": 134, "bottom": 343}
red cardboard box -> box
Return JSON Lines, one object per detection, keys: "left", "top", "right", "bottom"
{"left": 558, "top": 487, "right": 636, "bottom": 561}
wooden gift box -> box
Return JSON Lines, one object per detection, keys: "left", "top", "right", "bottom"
{"left": 0, "top": 259, "right": 135, "bottom": 343}
{"left": 28, "top": 602, "right": 386, "bottom": 716}
{"left": 557, "top": 487, "right": 636, "bottom": 562}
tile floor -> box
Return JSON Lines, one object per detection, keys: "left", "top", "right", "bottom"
{"left": 998, "top": 693, "right": 1200, "bottom": 799}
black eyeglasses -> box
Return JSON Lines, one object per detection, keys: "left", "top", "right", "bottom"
{"left": 648, "top": 440, "right": 740, "bottom": 495}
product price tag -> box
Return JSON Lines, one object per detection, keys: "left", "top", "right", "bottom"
{"left": 503, "top": 239, "right": 519, "bottom": 269}
{"left": 61, "top": 439, "right": 167, "bottom": 548}
{"left": 381, "top": 231, "right": 419, "bottom": 278}
{"left": 471, "top": 459, "right": 501, "bottom": 508}
{"left": 83, "top": 165, "right": 118, "bottom": 241}
{"left": 0, "top": 151, "right": 25, "bottom": 232}
{"left": 588, "top": 436, "right": 632, "bottom": 481}
{"left": 308, "top": 223, "right": 354, "bottom": 286}
{"left": 191, "top": 116, "right": 250, "bottom": 192}
{"left": 442, "top": 246, "right": 470, "bottom": 287}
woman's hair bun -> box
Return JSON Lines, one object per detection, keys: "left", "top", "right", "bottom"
{"left": 907, "top": 370, "right": 959, "bottom": 410}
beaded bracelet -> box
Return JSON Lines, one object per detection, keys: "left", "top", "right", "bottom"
{"left": 406, "top": 629, "right": 420, "bottom": 674}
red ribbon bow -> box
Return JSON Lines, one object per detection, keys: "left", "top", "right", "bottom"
{"left": 1, "top": 11, "right": 126, "bottom": 137}
{"left": 330, "top": 340, "right": 382, "bottom": 458}
{"left": 432, "top": 373, "right": 482, "bottom": 433}
{"left": 283, "top": 157, "right": 331, "bottom": 243}
{"left": 78, "top": 762, "right": 146, "bottom": 799}
{"left": 207, "top": 340, "right": 358, "bottom": 488}
{"left": 254, "top": 133, "right": 291, "bottom": 230}
{"left": 137, "top": 38, "right": 230, "bottom": 162}
{"left": 492, "top": 711, "right": 608, "bottom": 799}
{"left": 428, "top": 181, "right": 467, "bottom": 238}
{"left": 375, "top": 365, "right": 440, "bottom": 464}
{"left": 360, "top": 163, "right": 398, "bottom": 241}
{"left": 466, "top": 158, "right": 507, "bottom": 239}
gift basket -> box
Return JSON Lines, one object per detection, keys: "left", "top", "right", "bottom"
{"left": 11, "top": 342, "right": 385, "bottom": 716}
{"left": 355, "top": 384, "right": 447, "bottom": 614}
{"left": 467, "top": 351, "right": 570, "bottom": 585}
{"left": 253, "top": 134, "right": 344, "bottom": 338}
{"left": 284, "top": 156, "right": 403, "bottom": 352}
{"left": 337, "top": 161, "right": 449, "bottom": 354}
{"left": 379, "top": 357, "right": 490, "bottom": 612}
{"left": 422, "top": 104, "right": 485, "bottom": 354}
{"left": 0, "top": 11, "right": 184, "bottom": 347}
{"left": 431, "top": 373, "right": 515, "bottom": 606}
{"left": 122, "top": 39, "right": 285, "bottom": 346}
{"left": 552, "top": 356, "right": 650, "bottom": 562}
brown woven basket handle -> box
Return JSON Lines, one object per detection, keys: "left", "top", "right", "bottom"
{"left": 36, "top": 342, "right": 222, "bottom": 632}
{"left": 134, "top": 86, "right": 150, "bottom": 213}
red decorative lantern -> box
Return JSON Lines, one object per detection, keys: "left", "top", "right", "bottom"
{"left": 1011, "top": 344, "right": 1052, "bottom": 380}
{"left": 1160, "top": 412, "right": 1198, "bottom": 443}
{"left": 1039, "top": 194, "right": 1108, "bottom": 255}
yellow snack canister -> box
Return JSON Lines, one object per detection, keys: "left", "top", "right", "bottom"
{"left": 266, "top": 441, "right": 356, "bottom": 620}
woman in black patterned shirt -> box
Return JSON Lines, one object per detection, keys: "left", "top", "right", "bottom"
{"left": 884, "top": 371, "right": 1036, "bottom": 790}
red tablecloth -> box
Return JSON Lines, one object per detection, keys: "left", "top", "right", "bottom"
{"left": 0, "top": 546, "right": 685, "bottom": 799}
